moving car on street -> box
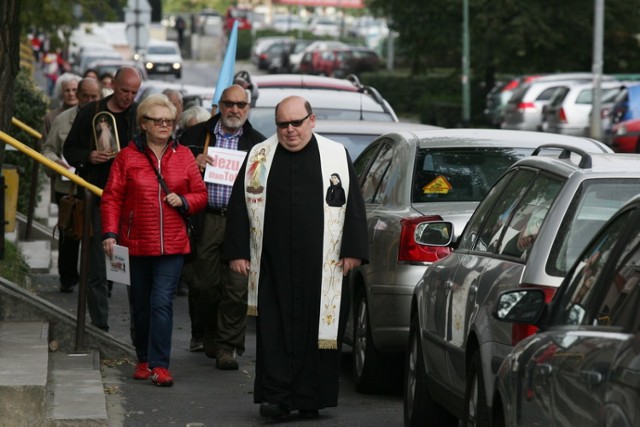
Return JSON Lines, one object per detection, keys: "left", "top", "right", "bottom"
{"left": 141, "top": 40, "right": 183, "bottom": 79}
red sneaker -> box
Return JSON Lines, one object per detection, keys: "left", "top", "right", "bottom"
{"left": 133, "top": 362, "right": 151, "bottom": 380}
{"left": 150, "top": 367, "right": 174, "bottom": 387}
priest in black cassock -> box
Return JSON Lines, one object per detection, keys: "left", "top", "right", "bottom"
{"left": 224, "top": 96, "right": 369, "bottom": 420}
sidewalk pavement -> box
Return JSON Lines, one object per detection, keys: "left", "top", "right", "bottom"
{"left": 30, "top": 272, "right": 403, "bottom": 426}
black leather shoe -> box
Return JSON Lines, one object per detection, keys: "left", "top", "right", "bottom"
{"left": 298, "top": 409, "right": 319, "bottom": 419}
{"left": 259, "top": 402, "right": 290, "bottom": 419}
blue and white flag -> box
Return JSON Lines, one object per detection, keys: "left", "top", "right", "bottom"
{"left": 211, "top": 20, "right": 239, "bottom": 109}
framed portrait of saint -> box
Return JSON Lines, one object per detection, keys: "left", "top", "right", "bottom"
{"left": 92, "top": 111, "right": 119, "bottom": 157}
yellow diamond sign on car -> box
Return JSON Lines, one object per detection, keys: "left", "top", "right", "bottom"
{"left": 423, "top": 176, "right": 452, "bottom": 194}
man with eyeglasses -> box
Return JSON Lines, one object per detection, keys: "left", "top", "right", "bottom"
{"left": 224, "top": 95, "right": 368, "bottom": 420}
{"left": 42, "top": 77, "right": 102, "bottom": 294}
{"left": 179, "top": 84, "right": 266, "bottom": 368}
{"left": 63, "top": 66, "right": 142, "bottom": 332}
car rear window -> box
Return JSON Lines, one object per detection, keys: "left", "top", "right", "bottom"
{"left": 412, "top": 147, "right": 531, "bottom": 203}
{"left": 548, "top": 178, "right": 640, "bottom": 276}
{"left": 575, "top": 87, "right": 621, "bottom": 104}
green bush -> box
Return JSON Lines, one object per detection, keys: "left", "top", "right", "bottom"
{"left": 356, "top": 69, "right": 491, "bottom": 127}
{"left": 5, "top": 70, "right": 49, "bottom": 214}
{"left": 0, "top": 239, "right": 31, "bottom": 289}
{"left": 236, "top": 29, "right": 253, "bottom": 60}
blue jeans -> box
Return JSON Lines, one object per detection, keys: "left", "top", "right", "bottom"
{"left": 129, "top": 255, "right": 184, "bottom": 369}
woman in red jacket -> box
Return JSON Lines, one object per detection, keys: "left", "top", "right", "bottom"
{"left": 101, "top": 93, "right": 207, "bottom": 387}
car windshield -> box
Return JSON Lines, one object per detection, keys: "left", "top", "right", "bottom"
{"left": 250, "top": 107, "right": 394, "bottom": 137}
{"left": 548, "top": 179, "right": 640, "bottom": 276}
{"left": 148, "top": 46, "right": 177, "bottom": 55}
{"left": 412, "top": 147, "right": 530, "bottom": 203}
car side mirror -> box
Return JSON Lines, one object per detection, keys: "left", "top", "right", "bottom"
{"left": 414, "top": 221, "right": 453, "bottom": 246}
{"left": 493, "top": 289, "right": 546, "bottom": 325}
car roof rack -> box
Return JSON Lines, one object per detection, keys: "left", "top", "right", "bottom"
{"left": 531, "top": 144, "right": 593, "bottom": 169}
{"left": 234, "top": 70, "right": 394, "bottom": 116}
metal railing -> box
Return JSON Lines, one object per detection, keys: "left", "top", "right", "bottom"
{"left": 1, "top": 123, "right": 102, "bottom": 351}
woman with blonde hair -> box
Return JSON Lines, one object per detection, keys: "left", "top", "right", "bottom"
{"left": 101, "top": 93, "right": 207, "bottom": 386}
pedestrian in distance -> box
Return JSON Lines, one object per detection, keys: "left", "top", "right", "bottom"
{"left": 43, "top": 73, "right": 81, "bottom": 133}
{"left": 225, "top": 95, "right": 369, "bottom": 420}
{"left": 178, "top": 84, "right": 266, "bottom": 363}
{"left": 41, "top": 77, "right": 102, "bottom": 293}
{"left": 63, "top": 66, "right": 142, "bottom": 332}
{"left": 175, "top": 16, "right": 186, "bottom": 48}
{"left": 180, "top": 105, "right": 210, "bottom": 130}
{"left": 99, "top": 72, "right": 114, "bottom": 97}
{"left": 101, "top": 93, "right": 207, "bottom": 387}
{"left": 162, "top": 89, "right": 184, "bottom": 140}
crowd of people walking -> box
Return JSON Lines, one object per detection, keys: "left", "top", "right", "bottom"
{"left": 39, "top": 61, "right": 368, "bottom": 420}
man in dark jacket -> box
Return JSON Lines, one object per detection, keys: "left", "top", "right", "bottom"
{"left": 179, "top": 84, "right": 266, "bottom": 368}
{"left": 63, "top": 66, "right": 142, "bottom": 332}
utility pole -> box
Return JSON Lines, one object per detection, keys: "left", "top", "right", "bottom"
{"left": 590, "top": 0, "right": 604, "bottom": 140}
{"left": 462, "top": 0, "right": 470, "bottom": 126}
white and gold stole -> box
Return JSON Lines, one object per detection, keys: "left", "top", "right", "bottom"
{"left": 244, "top": 133, "right": 350, "bottom": 349}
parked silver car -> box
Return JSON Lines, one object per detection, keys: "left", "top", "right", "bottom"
{"left": 405, "top": 147, "right": 640, "bottom": 426}
{"left": 345, "top": 129, "right": 612, "bottom": 394}
{"left": 494, "top": 194, "right": 640, "bottom": 427}
{"left": 544, "top": 80, "right": 624, "bottom": 137}
{"left": 313, "top": 120, "right": 441, "bottom": 159}
{"left": 501, "top": 73, "right": 615, "bottom": 132}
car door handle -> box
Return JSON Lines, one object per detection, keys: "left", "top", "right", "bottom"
{"left": 580, "top": 370, "right": 603, "bottom": 386}
{"left": 536, "top": 363, "right": 553, "bottom": 377}
{"left": 444, "top": 280, "right": 454, "bottom": 291}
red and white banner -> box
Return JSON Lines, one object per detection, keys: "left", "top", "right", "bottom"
{"left": 274, "top": 0, "right": 364, "bottom": 8}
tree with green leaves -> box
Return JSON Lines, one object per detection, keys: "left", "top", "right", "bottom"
{"left": 369, "top": 0, "right": 640, "bottom": 82}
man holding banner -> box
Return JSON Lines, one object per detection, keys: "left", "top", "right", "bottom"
{"left": 179, "top": 83, "right": 265, "bottom": 369}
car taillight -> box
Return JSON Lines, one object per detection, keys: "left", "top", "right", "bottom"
{"left": 398, "top": 216, "right": 452, "bottom": 263}
{"left": 511, "top": 284, "right": 557, "bottom": 345}
{"left": 517, "top": 102, "right": 535, "bottom": 111}
{"left": 559, "top": 107, "right": 568, "bottom": 123}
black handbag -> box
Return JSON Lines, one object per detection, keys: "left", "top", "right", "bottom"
{"left": 142, "top": 149, "right": 197, "bottom": 261}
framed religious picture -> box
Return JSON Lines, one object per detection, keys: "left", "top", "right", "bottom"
{"left": 92, "top": 111, "right": 120, "bottom": 157}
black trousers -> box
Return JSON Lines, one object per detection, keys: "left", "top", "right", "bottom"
{"left": 54, "top": 191, "right": 80, "bottom": 287}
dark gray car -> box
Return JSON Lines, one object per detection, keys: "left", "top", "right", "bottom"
{"left": 493, "top": 194, "right": 640, "bottom": 427}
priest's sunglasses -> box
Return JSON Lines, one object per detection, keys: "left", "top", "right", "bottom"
{"left": 276, "top": 113, "right": 311, "bottom": 129}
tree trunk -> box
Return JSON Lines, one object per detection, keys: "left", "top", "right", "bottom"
{"left": 0, "top": 0, "right": 21, "bottom": 166}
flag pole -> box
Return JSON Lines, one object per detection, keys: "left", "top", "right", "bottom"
{"left": 211, "top": 19, "right": 239, "bottom": 116}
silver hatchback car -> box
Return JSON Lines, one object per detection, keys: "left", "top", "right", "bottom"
{"left": 501, "top": 73, "right": 615, "bottom": 131}
{"left": 494, "top": 194, "right": 640, "bottom": 427}
{"left": 405, "top": 148, "right": 640, "bottom": 426}
{"left": 345, "top": 129, "right": 612, "bottom": 393}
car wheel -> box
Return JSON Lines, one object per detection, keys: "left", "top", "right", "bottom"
{"left": 463, "top": 350, "right": 491, "bottom": 427}
{"left": 353, "top": 289, "right": 387, "bottom": 393}
{"left": 492, "top": 396, "right": 506, "bottom": 427}
{"left": 404, "top": 313, "right": 457, "bottom": 426}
